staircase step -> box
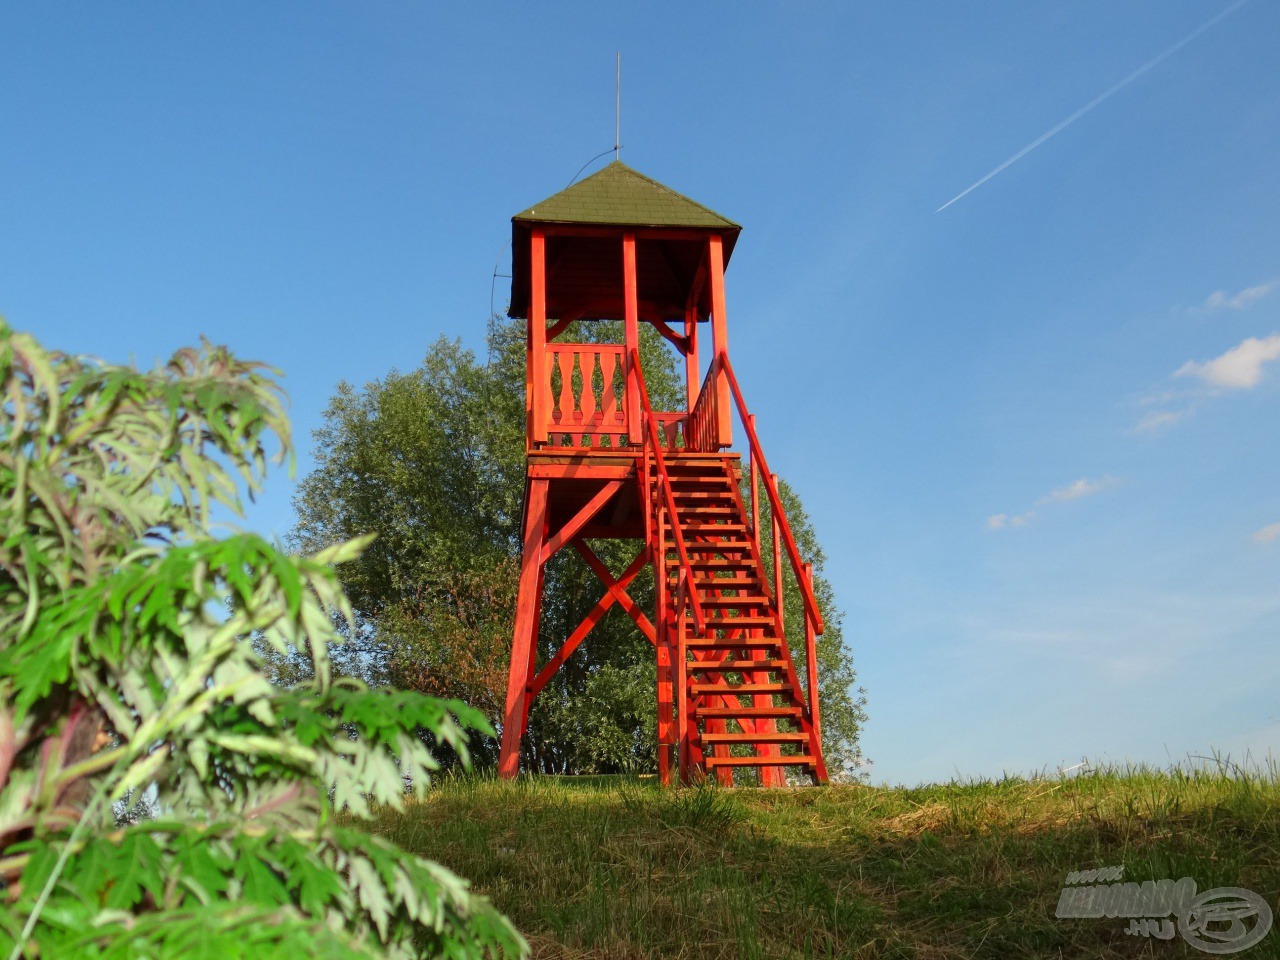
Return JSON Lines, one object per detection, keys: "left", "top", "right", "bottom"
{"left": 671, "top": 575, "right": 762, "bottom": 587}
{"left": 687, "top": 659, "right": 787, "bottom": 672}
{"left": 681, "top": 522, "right": 747, "bottom": 532}
{"left": 661, "top": 453, "right": 739, "bottom": 462}
{"left": 704, "top": 755, "right": 816, "bottom": 768}
{"left": 690, "top": 682, "right": 791, "bottom": 695}
{"left": 684, "top": 615, "right": 775, "bottom": 627}
{"left": 697, "top": 596, "right": 771, "bottom": 607}
{"left": 662, "top": 465, "right": 728, "bottom": 476}
{"left": 677, "top": 542, "right": 751, "bottom": 553}
{"left": 700, "top": 732, "right": 810, "bottom": 744}
{"left": 685, "top": 636, "right": 778, "bottom": 649}
{"left": 695, "top": 705, "right": 802, "bottom": 719}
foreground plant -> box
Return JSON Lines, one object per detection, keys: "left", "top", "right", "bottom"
{"left": 0, "top": 322, "right": 525, "bottom": 959}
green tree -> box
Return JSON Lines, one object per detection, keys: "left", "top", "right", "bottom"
{"left": 292, "top": 317, "right": 867, "bottom": 777}
{"left": 0, "top": 323, "right": 525, "bottom": 959}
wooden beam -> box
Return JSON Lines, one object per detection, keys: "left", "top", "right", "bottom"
{"left": 538, "top": 224, "right": 722, "bottom": 242}
{"left": 529, "top": 229, "right": 548, "bottom": 445}
{"left": 622, "top": 233, "right": 641, "bottom": 445}
{"left": 707, "top": 234, "right": 731, "bottom": 448}
{"left": 546, "top": 312, "right": 582, "bottom": 341}
{"left": 540, "top": 480, "right": 623, "bottom": 563}
{"left": 647, "top": 315, "right": 690, "bottom": 353}
{"left": 574, "top": 539, "right": 656, "bottom": 644}
{"left": 684, "top": 303, "right": 699, "bottom": 412}
{"left": 530, "top": 549, "right": 649, "bottom": 696}
{"left": 498, "top": 478, "right": 549, "bottom": 778}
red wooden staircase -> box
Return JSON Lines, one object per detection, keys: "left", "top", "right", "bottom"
{"left": 635, "top": 355, "right": 828, "bottom": 787}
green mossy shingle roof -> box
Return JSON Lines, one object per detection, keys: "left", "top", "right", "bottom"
{"left": 513, "top": 161, "right": 740, "bottom": 229}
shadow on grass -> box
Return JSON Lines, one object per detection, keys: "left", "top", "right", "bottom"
{"left": 374, "top": 763, "right": 1280, "bottom": 959}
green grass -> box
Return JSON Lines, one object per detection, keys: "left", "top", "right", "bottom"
{"left": 370, "top": 761, "right": 1280, "bottom": 959}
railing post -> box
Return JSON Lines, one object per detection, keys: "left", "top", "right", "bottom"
{"left": 529, "top": 228, "right": 548, "bottom": 446}
{"left": 656, "top": 503, "right": 672, "bottom": 787}
{"left": 803, "top": 562, "right": 821, "bottom": 746}
{"left": 749, "top": 415, "right": 761, "bottom": 554}
{"left": 771, "top": 472, "right": 784, "bottom": 637}
{"left": 707, "top": 234, "right": 732, "bottom": 449}
{"left": 623, "top": 233, "right": 642, "bottom": 446}
{"left": 675, "top": 576, "right": 689, "bottom": 785}
{"left": 684, "top": 302, "right": 700, "bottom": 417}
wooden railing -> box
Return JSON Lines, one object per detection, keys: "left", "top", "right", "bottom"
{"left": 688, "top": 353, "right": 826, "bottom": 729}
{"left": 716, "top": 353, "right": 824, "bottom": 634}
{"left": 539, "top": 343, "right": 628, "bottom": 448}
{"left": 687, "top": 359, "right": 721, "bottom": 452}
{"left": 628, "top": 348, "right": 706, "bottom": 636}
{"left": 653, "top": 412, "right": 688, "bottom": 452}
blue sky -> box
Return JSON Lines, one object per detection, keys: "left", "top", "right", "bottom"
{"left": 3, "top": 2, "right": 1278, "bottom": 786}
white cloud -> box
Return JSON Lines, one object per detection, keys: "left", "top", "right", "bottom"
{"left": 990, "top": 476, "right": 1118, "bottom": 530}
{"left": 1201, "top": 281, "right": 1277, "bottom": 312}
{"left": 1134, "top": 410, "right": 1186, "bottom": 433}
{"left": 1038, "top": 476, "right": 1119, "bottom": 505}
{"left": 1175, "top": 334, "right": 1280, "bottom": 390}
{"left": 988, "top": 511, "right": 1034, "bottom": 530}
{"left": 1254, "top": 522, "right": 1280, "bottom": 544}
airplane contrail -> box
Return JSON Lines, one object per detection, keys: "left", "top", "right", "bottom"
{"left": 936, "top": 0, "right": 1249, "bottom": 213}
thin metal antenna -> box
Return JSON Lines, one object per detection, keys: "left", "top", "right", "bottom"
{"left": 615, "top": 52, "right": 621, "bottom": 161}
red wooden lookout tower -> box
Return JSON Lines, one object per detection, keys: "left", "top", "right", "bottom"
{"left": 499, "top": 161, "right": 828, "bottom": 786}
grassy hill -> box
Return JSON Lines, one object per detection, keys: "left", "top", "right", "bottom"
{"left": 371, "top": 763, "right": 1280, "bottom": 959}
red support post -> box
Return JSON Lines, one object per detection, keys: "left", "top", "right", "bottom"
{"left": 675, "top": 579, "right": 690, "bottom": 785}
{"left": 656, "top": 507, "right": 673, "bottom": 786}
{"left": 623, "top": 233, "right": 642, "bottom": 445}
{"left": 707, "top": 234, "right": 732, "bottom": 449}
{"left": 499, "top": 479, "right": 549, "bottom": 778}
{"left": 529, "top": 229, "right": 547, "bottom": 446}
{"left": 684, "top": 302, "right": 699, "bottom": 415}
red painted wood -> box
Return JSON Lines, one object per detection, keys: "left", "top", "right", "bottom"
{"left": 499, "top": 478, "right": 549, "bottom": 778}
{"left": 707, "top": 235, "right": 732, "bottom": 448}
{"left": 530, "top": 230, "right": 547, "bottom": 445}
{"left": 574, "top": 540, "right": 657, "bottom": 645}
{"left": 530, "top": 549, "right": 648, "bottom": 697}
{"left": 718, "top": 355, "right": 825, "bottom": 633}
{"left": 684, "top": 304, "right": 699, "bottom": 413}
{"left": 623, "top": 233, "right": 641, "bottom": 445}
{"left": 771, "top": 473, "right": 785, "bottom": 639}
{"left": 804, "top": 561, "right": 821, "bottom": 746}
{"left": 540, "top": 480, "right": 623, "bottom": 562}
{"left": 507, "top": 204, "right": 830, "bottom": 785}
{"left": 628, "top": 348, "right": 707, "bottom": 633}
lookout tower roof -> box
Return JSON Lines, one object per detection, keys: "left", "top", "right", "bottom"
{"left": 513, "top": 161, "right": 740, "bottom": 231}
{"left": 509, "top": 161, "right": 741, "bottom": 321}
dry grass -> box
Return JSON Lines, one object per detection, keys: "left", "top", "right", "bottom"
{"left": 370, "top": 761, "right": 1280, "bottom": 959}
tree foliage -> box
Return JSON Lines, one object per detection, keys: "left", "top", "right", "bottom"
{"left": 0, "top": 322, "right": 525, "bottom": 959}
{"left": 291, "top": 317, "right": 868, "bottom": 778}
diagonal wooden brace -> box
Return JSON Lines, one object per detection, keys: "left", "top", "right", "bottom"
{"left": 530, "top": 548, "right": 649, "bottom": 697}
{"left": 541, "top": 480, "right": 624, "bottom": 563}
{"left": 574, "top": 540, "right": 656, "bottom": 645}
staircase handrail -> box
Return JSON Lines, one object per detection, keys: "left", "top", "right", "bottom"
{"left": 628, "top": 349, "right": 707, "bottom": 634}
{"left": 715, "top": 353, "right": 826, "bottom": 634}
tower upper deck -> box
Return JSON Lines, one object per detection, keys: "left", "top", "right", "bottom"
{"left": 508, "top": 161, "right": 740, "bottom": 325}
